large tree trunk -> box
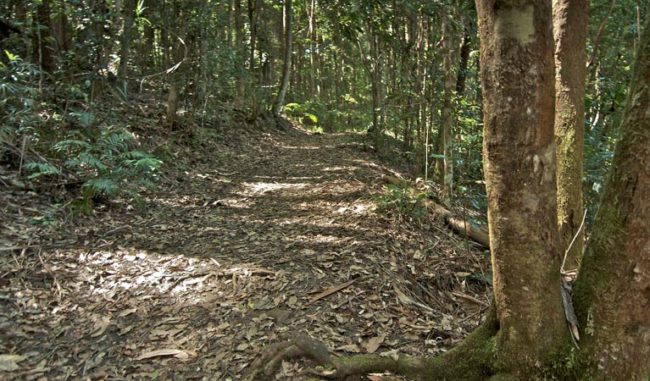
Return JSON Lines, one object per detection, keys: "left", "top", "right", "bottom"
{"left": 272, "top": 0, "right": 292, "bottom": 117}
{"left": 476, "top": 0, "right": 566, "bottom": 374}
{"left": 573, "top": 14, "right": 650, "bottom": 379}
{"left": 552, "top": 0, "right": 588, "bottom": 268}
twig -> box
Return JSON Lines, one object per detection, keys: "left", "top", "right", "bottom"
{"left": 451, "top": 291, "right": 489, "bottom": 307}
{"left": 305, "top": 279, "right": 356, "bottom": 306}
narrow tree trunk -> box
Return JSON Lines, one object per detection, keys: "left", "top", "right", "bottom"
{"left": 573, "top": 15, "right": 650, "bottom": 379}
{"left": 476, "top": 0, "right": 566, "bottom": 374}
{"left": 32, "top": 0, "right": 55, "bottom": 72}
{"left": 234, "top": 0, "right": 245, "bottom": 105}
{"left": 441, "top": 14, "right": 455, "bottom": 204}
{"left": 51, "top": 0, "right": 70, "bottom": 53}
{"left": 456, "top": 22, "right": 471, "bottom": 95}
{"left": 118, "top": 0, "right": 137, "bottom": 97}
{"left": 553, "top": 0, "right": 588, "bottom": 268}
{"left": 308, "top": 0, "right": 317, "bottom": 95}
{"left": 272, "top": 0, "right": 292, "bottom": 117}
{"left": 248, "top": 0, "right": 260, "bottom": 114}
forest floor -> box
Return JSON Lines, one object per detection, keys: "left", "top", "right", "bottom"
{"left": 1, "top": 118, "right": 491, "bottom": 380}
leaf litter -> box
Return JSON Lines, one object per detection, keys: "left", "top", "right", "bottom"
{"left": 1, "top": 121, "right": 491, "bottom": 380}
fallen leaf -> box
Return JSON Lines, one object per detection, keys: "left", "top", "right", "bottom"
{"left": 118, "top": 307, "right": 137, "bottom": 318}
{"left": 0, "top": 354, "right": 26, "bottom": 371}
{"left": 137, "top": 349, "right": 190, "bottom": 360}
{"left": 91, "top": 316, "right": 111, "bottom": 338}
{"left": 363, "top": 334, "right": 385, "bottom": 353}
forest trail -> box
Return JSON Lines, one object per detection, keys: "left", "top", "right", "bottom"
{"left": 1, "top": 124, "right": 489, "bottom": 380}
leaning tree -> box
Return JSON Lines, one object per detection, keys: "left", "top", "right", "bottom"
{"left": 245, "top": 1, "right": 650, "bottom": 379}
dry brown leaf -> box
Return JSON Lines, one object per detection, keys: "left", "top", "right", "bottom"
{"left": 137, "top": 349, "right": 190, "bottom": 361}
{"left": 118, "top": 307, "right": 137, "bottom": 318}
{"left": 91, "top": 316, "right": 111, "bottom": 338}
{"left": 363, "top": 334, "right": 386, "bottom": 353}
{"left": 0, "top": 354, "right": 26, "bottom": 371}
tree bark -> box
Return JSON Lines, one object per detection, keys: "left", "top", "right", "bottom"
{"left": 476, "top": 0, "right": 566, "bottom": 374}
{"left": 573, "top": 14, "right": 650, "bottom": 380}
{"left": 272, "top": 0, "right": 292, "bottom": 117}
{"left": 552, "top": 0, "right": 588, "bottom": 269}
{"left": 32, "top": 0, "right": 55, "bottom": 72}
{"left": 441, "top": 14, "right": 455, "bottom": 205}
{"left": 118, "top": 0, "right": 137, "bottom": 97}
{"left": 456, "top": 23, "right": 471, "bottom": 95}
{"left": 234, "top": 0, "right": 245, "bottom": 105}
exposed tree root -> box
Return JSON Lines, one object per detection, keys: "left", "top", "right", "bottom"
{"left": 245, "top": 308, "right": 499, "bottom": 381}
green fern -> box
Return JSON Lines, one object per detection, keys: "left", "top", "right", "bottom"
{"left": 54, "top": 139, "right": 92, "bottom": 153}
{"left": 24, "top": 162, "right": 61, "bottom": 179}
{"left": 82, "top": 177, "right": 120, "bottom": 197}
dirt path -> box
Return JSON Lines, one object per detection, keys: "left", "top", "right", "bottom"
{"left": 1, "top": 126, "right": 490, "bottom": 380}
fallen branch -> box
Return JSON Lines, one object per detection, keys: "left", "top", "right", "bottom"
{"left": 381, "top": 175, "right": 490, "bottom": 248}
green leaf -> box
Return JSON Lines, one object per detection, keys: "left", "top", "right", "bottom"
{"left": 4, "top": 50, "right": 17, "bottom": 62}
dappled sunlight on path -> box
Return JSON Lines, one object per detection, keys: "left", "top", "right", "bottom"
{"left": 1, "top": 127, "right": 490, "bottom": 380}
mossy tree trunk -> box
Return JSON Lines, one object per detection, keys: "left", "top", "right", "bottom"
{"left": 476, "top": 0, "right": 567, "bottom": 375}
{"left": 552, "top": 0, "right": 588, "bottom": 268}
{"left": 572, "top": 14, "right": 650, "bottom": 379}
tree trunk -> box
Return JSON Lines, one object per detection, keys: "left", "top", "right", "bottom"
{"left": 272, "top": 0, "right": 292, "bottom": 117}
{"left": 476, "top": 0, "right": 566, "bottom": 374}
{"left": 573, "top": 14, "right": 650, "bottom": 379}
{"left": 234, "top": 0, "right": 245, "bottom": 105}
{"left": 118, "top": 0, "right": 137, "bottom": 97}
{"left": 552, "top": 0, "right": 588, "bottom": 269}
{"left": 32, "top": 0, "right": 55, "bottom": 72}
{"left": 456, "top": 22, "right": 471, "bottom": 95}
{"left": 441, "top": 14, "right": 455, "bottom": 205}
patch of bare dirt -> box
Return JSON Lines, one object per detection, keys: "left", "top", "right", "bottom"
{"left": 1, "top": 121, "right": 490, "bottom": 380}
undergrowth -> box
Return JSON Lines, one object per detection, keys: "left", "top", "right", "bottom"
{"left": 376, "top": 184, "right": 427, "bottom": 222}
{"left": 1, "top": 50, "right": 161, "bottom": 215}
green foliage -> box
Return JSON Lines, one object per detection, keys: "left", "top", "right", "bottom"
{"left": 283, "top": 102, "right": 324, "bottom": 131}
{"left": 376, "top": 184, "right": 427, "bottom": 222}
{"left": 284, "top": 102, "right": 304, "bottom": 116}
{"left": 303, "top": 113, "right": 318, "bottom": 125}
{"left": 308, "top": 125, "right": 324, "bottom": 135}
{"left": 0, "top": 55, "right": 42, "bottom": 149}
{"left": 27, "top": 127, "right": 162, "bottom": 207}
